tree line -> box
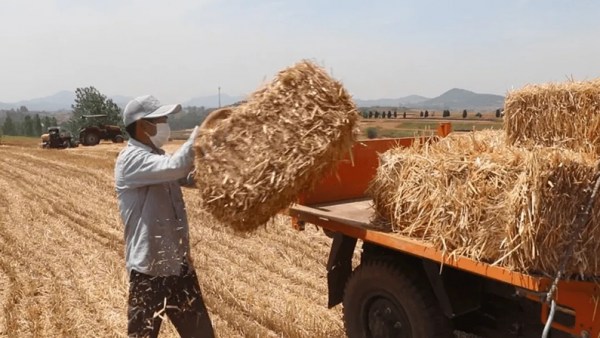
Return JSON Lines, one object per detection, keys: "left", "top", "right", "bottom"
{"left": 1, "top": 109, "right": 58, "bottom": 137}
{"left": 361, "top": 108, "right": 504, "bottom": 119}
{"left": 168, "top": 106, "right": 211, "bottom": 131}
{"left": 0, "top": 86, "right": 211, "bottom": 138}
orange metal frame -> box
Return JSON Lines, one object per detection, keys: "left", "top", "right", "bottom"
{"left": 290, "top": 123, "right": 600, "bottom": 337}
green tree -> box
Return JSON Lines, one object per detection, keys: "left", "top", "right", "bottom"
{"left": 33, "top": 114, "right": 43, "bottom": 136}
{"left": 2, "top": 114, "right": 16, "bottom": 135}
{"left": 366, "top": 127, "right": 378, "bottom": 139}
{"left": 42, "top": 116, "right": 52, "bottom": 130}
{"left": 23, "top": 115, "right": 34, "bottom": 136}
{"left": 67, "top": 86, "right": 122, "bottom": 132}
{"left": 462, "top": 109, "right": 467, "bottom": 118}
{"left": 168, "top": 106, "right": 209, "bottom": 131}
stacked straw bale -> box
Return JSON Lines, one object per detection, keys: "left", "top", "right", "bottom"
{"left": 195, "top": 60, "right": 360, "bottom": 232}
{"left": 370, "top": 130, "right": 600, "bottom": 277}
{"left": 504, "top": 79, "right": 600, "bottom": 154}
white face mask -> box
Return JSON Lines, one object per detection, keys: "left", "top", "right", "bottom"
{"left": 145, "top": 122, "right": 171, "bottom": 148}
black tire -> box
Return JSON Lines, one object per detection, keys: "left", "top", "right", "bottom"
{"left": 83, "top": 133, "right": 99, "bottom": 146}
{"left": 113, "top": 135, "right": 124, "bottom": 143}
{"left": 343, "top": 261, "right": 451, "bottom": 338}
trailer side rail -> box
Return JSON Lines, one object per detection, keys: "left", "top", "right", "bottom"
{"left": 288, "top": 200, "right": 548, "bottom": 291}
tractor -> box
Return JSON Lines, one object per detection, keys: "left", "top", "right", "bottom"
{"left": 78, "top": 114, "right": 125, "bottom": 146}
{"left": 41, "top": 127, "right": 78, "bottom": 149}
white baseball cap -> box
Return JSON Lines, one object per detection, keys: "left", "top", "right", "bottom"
{"left": 123, "top": 95, "right": 182, "bottom": 127}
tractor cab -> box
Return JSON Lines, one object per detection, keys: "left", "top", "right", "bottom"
{"left": 79, "top": 114, "right": 125, "bottom": 146}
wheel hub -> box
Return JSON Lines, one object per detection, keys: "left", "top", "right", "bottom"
{"left": 366, "top": 297, "right": 410, "bottom": 338}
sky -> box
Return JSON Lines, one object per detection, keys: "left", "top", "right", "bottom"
{"left": 1, "top": 0, "right": 599, "bottom": 103}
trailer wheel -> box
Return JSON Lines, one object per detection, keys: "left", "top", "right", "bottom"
{"left": 83, "top": 133, "right": 99, "bottom": 146}
{"left": 343, "top": 261, "right": 451, "bottom": 338}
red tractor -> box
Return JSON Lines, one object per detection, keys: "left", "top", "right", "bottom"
{"left": 78, "top": 114, "right": 125, "bottom": 146}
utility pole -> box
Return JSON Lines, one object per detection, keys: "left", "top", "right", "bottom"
{"left": 218, "top": 86, "right": 221, "bottom": 108}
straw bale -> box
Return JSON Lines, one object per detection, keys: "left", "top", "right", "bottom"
{"left": 504, "top": 79, "right": 600, "bottom": 154}
{"left": 194, "top": 60, "right": 360, "bottom": 232}
{"left": 370, "top": 130, "right": 600, "bottom": 277}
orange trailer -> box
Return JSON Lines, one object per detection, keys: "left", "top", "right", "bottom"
{"left": 288, "top": 123, "right": 600, "bottom": 337}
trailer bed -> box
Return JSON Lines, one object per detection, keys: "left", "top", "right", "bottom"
{"left": 289, "top": 198, "right": 553, "bottom": 292}
{"left": 294, "top": 198, "right": 373, "bottom": 227}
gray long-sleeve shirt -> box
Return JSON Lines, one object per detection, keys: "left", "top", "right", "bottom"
{"left": 115, "top": 138, "right": 195, "bottom": 276}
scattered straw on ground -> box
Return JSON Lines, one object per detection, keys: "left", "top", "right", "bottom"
{"left": 504, "top": 78, "right": 600, "bottom": 154}
{"left": 194, "top": 60, "right": 360, "bottom": 232}
{"left": 370, "top": 130, "right": 600, "bottom": 277}
{"left": 0, "top": 142, "right": 350, "bottom": 338}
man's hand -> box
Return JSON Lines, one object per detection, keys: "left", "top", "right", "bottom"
{"left": 188, "top": 126, "right": 200, "bottom": 143}
{"left": 179, "top": 168, "right": 196, "bottom": 187}
{"left": 183, "top": 125, "right": 206, "bottom": 159}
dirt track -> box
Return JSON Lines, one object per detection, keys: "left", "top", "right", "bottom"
{"left": 0, "top": 141, "right": 348, "bottom": 337}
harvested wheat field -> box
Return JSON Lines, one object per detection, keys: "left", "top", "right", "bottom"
{"left": 0, "top": 140, "right": 352, "bottom": 337}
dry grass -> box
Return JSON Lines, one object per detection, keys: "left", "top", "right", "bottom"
{"left": 369, "top": 130, "right": 600, "bottom": 277}
{"left": 0, "top": 141, "right": 351, "bottom": 337}
{"left": 195, "top": 60, "right": 360, "bottom": 232}
{"left": 359, "top": 118, "right": 503, "bottom": 139}
{"left": 504, "top": 78, "right": 600, "bottom": 154}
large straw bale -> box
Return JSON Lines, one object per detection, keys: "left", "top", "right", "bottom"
{"left": 194, "top": 60, "right": 360, "bottom": 232}
{"left": 370, "top": 130, "right": 600, "bottom": 277}
{"left": 504, "top": 79, "right": 600, "bottom": 154}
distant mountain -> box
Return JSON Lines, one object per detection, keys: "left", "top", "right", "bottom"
{"left": 0, "top": 92, "right": 157, "bottom": 111}
{"left": 355, "top": 95, "right": 429, "bottom": 107}
{"left": 0, "top": 92, "right": 247, "bottom": 112}
{"left": 1, "top": 87, "right": 504, "bottom": 113}
{"left": 2, "top": 90, "right": 76, "bottom": 111}
{"left": 183, "top": 94, "right": 245, "bottom": 108}
{"left": 417, "top": 88, "right": 504, "bottom": 110}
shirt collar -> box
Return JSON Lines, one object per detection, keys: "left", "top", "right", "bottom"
{"left": 128, "top": 138, "right": 164, "bottom": 154}
{"left": 128, "top": 138, "right": 153, "bottom": 151}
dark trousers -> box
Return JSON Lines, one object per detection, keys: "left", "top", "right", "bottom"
{"left": 128, "top": 265, "right": 215, "bottom": 338}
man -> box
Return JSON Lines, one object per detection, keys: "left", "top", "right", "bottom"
{"left": 115, "top": 95, "right": 214, "bottom": 338}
